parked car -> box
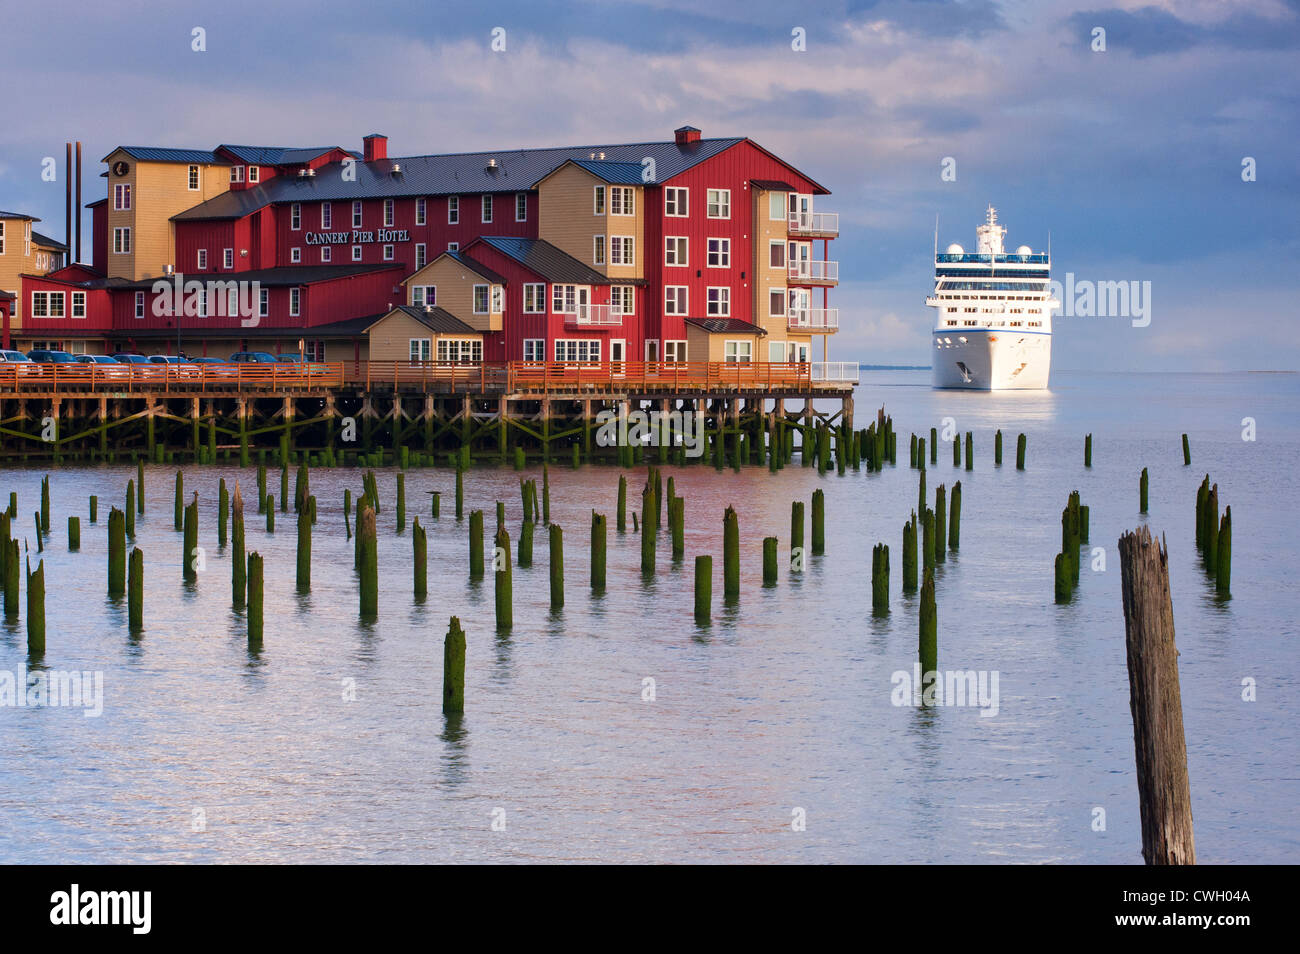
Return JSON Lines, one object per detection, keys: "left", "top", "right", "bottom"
{"left": 27, "top": 349, "right": 79, "bottom": 364}
{"left": 111, "top": 352, "right": 162, "bottom": 379}
{"left": 274, "top": 353, "right": 329, "bottom": 376}
{"left": 75, "top": 354, "right": 130, "bottom": 379}
{"left": 148, "top": 354, "right": 201, "bottom": 379}
{"left": 191, "top": 356, "right": 238, "bottom": 377}
{"left": 228, "top": 351, "right": 278, "bottom": 363}
{"left": 111, "top": 352, "right": 150, "bottom": 364}
{"left": 0, "top": 349, "right": 39, "bottom": 377}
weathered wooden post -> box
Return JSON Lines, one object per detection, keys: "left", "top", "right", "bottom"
{"left": 952, "top": 435, "right": 960, "bottom": 467}
{"left": 995, "top": 429, "right": 1003, "bottom": 466}
{"left": 247, "top": 552, "right": 264, "bottom": 645}
{"left": 27, "top": 558, "right": 45, "bottom": 654}
{"left": 469, "top": 509, "right": 484, "bottom": 579}
{"left": 549, "top": 524, "right": 564, "bottom": 610}
{"left": 723, "top": 506, "right": 740, "bottom": 601}
{"left": 396, "top": 472, "right": 406, "bottom": 532}
{"left": 494, "top": 527, "right": 513, "bottom": 630}
{"left": 1054, "top": 552, "right": 1071, "bottom": 604}
{"left": 965, "top": 432, "right": 973, "bottom": 471}
{"left": 232, "top": 484, "right": 246, "bottom": 608}
{"left": 431, "top": 491, "right": 441, "bottom": 519}
{"left": 1015, "top": 433, "right": 1027, "bottom": 470}
{"left": 413, "top": 517, "right": 427, "bottom": 599}
{"left": 902, "top": 512, "right": 917, "bottom": 594}
{"left": 762, "top": 536, "right": 778, "bottom": 586}
{"left": 218, "top": 478, "right": 229, "bottom": 547}
{"left": 1182, "top": 434, "right": 1191, "bottom": 466}
{"left": 919, "top": 567, "right": 937, "bottom": 686}
{"left": 280, "top": 465, "right": 289, "bottom": 512}
{"left": 1195, "top": 475, "right": 1209, "bottom": 550}
{"left": 949, "top": 482, "right": 961, "bottom": 550}
{"left": 514, "top": 446, "right": 526, "bottom": 471}
{"left": 591, "top": 511, "right": 607, "bottom": 590}
{"left": 518, "top": 516, "right": 534, "bottom": 568}
{"left": 918, "top": 468, "right": 926, "bottom": 519}
{"left": 791, "top": 500, "right": 804, "bottom": 560}
{"left": 694, "top": 555, "right": 712, "bottom": 623}
{"left": 265, "top": 495, "right": 275, "bottom": 532}
{"left": 296, "top": 496, "right": 313, "bottom": 590}
{"left": 125, "top": 480, "right": 136, "bottom": 538}
{"left": 929, "top": 427, "right": 937, "bottom": 465}
{"left": 89, "top": 496, "right": 97, "bottom": 523}
{"left": 68, "top": 516, "right": 80, "bottom": 551}
{"left": 1140, "top": 467, "right": 1149, "bottom": 514}
{"left": 40, "top": 476, "right": 50, "bottom": 534}
{"left": 1118, "top": 526, "right": 1196, "bottom": 865}
{"left": 455, "top": 467, "right": 464, "bottom": 520}
{"left": 933, "top": 485, "right": 946, "bottom": 564}
{"left": 2, "top": 538, "right": 17, "bottom": 620}
{"left": 670, "top": 496, "right": 684, "bottom": 561}
{"left": 872, "top": 542, "right": 889, "bottom": 614}
{"left": 542, "top": 463, "right": 551, "bottom": 524}
{"left": 1085, "top": 433, "right": 1093, "bottom": 468}
{"left": 443, "top": 616, "right": 466, "bottom": 715}
{"left": 640, "top": 486, "right": 656, "bottom": 575}
{"left": 1216, "top": 507, "right": 1231, "bottom": 596}
{"left": 922, "top": 507, "right": 935, "bottom": 576}
{"left": 358, "top": 503, "right": 378, "bottom": 619}
{"left": 1204, "top": 484, "right": 1219, "bottom": 574}
{"left": 137, "top": 459, "right": 145, "bottom": 514}
{"left": 107, "top": 507, "right": 126, "bottom": 596}
{"left": 174, "top": 470, "right": 184, "bottom": 530}
{"left": 257, "top": 464, "right": 267, "bottom": 514}
{"left": 182, "top": 497, "right": 198, "bottom": 583}
{"left": 617, "top": 474, "right": 627, "bottom": 533}
{"left": 128, "top": 546, "right": 144, "bottom": 632}
{"left": 811, "top": 489, "right": 825, "bottom": 555}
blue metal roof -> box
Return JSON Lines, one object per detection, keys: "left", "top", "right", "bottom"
{"left": 219, "top": 145, "right": 346, "bottom": 165}
{"left": 473, "top": 237, "right": 624, "bottom": 286}
{"left": 565, "top": 159, "right": 647, "bottom": 185}
{"left": 172, "top": 137, "right": 747, "bottom": 221}
{"left": 109, "top": 146, "right": 227, "bottom": 164}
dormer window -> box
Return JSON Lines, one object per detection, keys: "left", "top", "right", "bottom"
{"left": 248, "top": 166, "right": 260, "bottom": 183}
{"left": 230, "top": 165, "right": 245, "bottom": 183}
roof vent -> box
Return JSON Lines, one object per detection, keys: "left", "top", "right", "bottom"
{"left": 674, "top": 125, "right": 701, "bottom": 145}
{"left": 306, "top": 168, "right": 316, "bottom": 177}
{"left": 589, "top": 153, "right": 596, "bottom": 160}
{"left": 297, "top": 169, "right": 308, "bottom": 177}
{"left": 424, "top": 304, "right": 432, "bottom": 313}
{"left": 598, "top": 152, "right": 605, "bottom": 160}
{"left": 486, "top": 158, "right": 498, "bottom": 170}
{"left": 391, "top": 162, "right": 402, "bottom": 174}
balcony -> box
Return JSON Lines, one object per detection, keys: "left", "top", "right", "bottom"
{"left": 811, "top": 361, "right": 859, "bottom": 384}
{"left": 788, "top": 308, "right": 839, "bottom": 332}
{"left": 788, "top": 260, "right": 839, "bottom": 285}
{"left": 562, "top": 303, "right": 623, "bottom": 327}
{"left": 788, "top": 211, "right": 839, "bottom": 237}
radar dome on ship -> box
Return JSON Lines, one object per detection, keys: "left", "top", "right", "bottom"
{"left": 946, "top": 244, "right": 964, "bottom": 254}
{"left": 1016, "top": 245, "right": 1032, "bottom": 256}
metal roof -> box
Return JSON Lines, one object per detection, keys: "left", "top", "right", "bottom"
{"left": 171, "top": 137, "right": 747, "bottom": 220}
{"left": 107, "top": 146, "right": 228, "bottom": 164}
{"left": 750, "top": 179, "right": 796, "bottom": 192}
{"left": 218, "top": 145, "right": 344, "bottom": 165}
{"left": 684, "top": 318, "right": 768, "bottom": 335}
{"left": 563, "top": 159, "right": 647, "bottom": 185}
{"left": 383, "top": 306, "right": 480, "bottom": 336}
{"left": 113, "top": 263, "right": 403, "bottom": 290}
{"left": 471, "top": 237, "right": 625, "bottom": 286}
{"left": 447, "top": 251, "right": 509, "bottom": 286}
{"left": 119, "top": 313, "right": 387, "bottom": 340}
{"left": 31, "top": 231, "right": 67, "bottom": 250}
{"left": 0, "top": 210, "right": 38, "bottom": 221}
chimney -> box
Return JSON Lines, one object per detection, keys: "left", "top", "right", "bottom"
{"left": 363, "top": 134, "right": 388, "bottom": 162}
{"left": 674, "top": 125, "right": 701, "bottom": 145}
{"left": 75, "top": 141, "right": 82, "bottom": 264}
{"left": 65, "top": 142, "right": 72, "bottom": 255}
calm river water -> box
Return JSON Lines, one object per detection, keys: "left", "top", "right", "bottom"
{"left": 0, "top": 370, "right": 1296, "bottom": 863}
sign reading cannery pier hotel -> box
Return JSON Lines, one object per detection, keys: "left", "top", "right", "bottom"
{"left": 304, "top": 229, "right": 411, "bottom": 245}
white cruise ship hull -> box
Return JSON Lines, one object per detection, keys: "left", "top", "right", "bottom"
{"left": 931, "top": 329, "right": 1051, "bottom": 390}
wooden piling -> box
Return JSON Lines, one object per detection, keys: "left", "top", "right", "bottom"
{"left": 1182, "top": 434, "right": 1191, "bottom": 466}
{"left": 2, "top": 538, "right": 17, "bottom": 619}
{"left": 872, "top": 542, "right": 889, "bottom": 613}
{"left": 1054, "top": 552, "right": 1070, "bottom": 604}
{"left": 89, "top": 495, "right": 97, "bottom": 523}
{"left": 27, "top": 558, "right": 45, "bottom": 655}
{"left": 231, "top": 484, "right": 246, "bottom": 608}
{"left": 128, "top": 546, "right": 143, "bottom": 632}
{"left": 296, "top": 497, "right": 312, "bottom": 590}
{"left": 358, "top": 504, "right": 378, "bottom": 619}
{"left": 40, "top": 476, "right": 50, "bottom": 534}
{"left": 542, "top": 463, "right": 551, "bottom": 525}
{"left": 640, "top": 486, "right": 656, "bottom": 575}
{"left": 174, "top": 470, "right": 183, "bottom": 530}
{"left": 617, "top": 474, "right": 627, "bottom": 533}
{"left": 790, "top": 500, "right": 804, "bottom": 559}
{"left": 183, "top": 497, "right": 198, "bottom": 582}
{"left": 518, "top": 518, "right": 534, "bottom": 568}
{"left": 1016, "top": 433, "right": 1026, "bottom": 470}
{"left": 952, "top": 435, "right": 960, "bottom": 467}
{"left": 280, "top": 465, "right": 289, "bottom": 512}
{"left": 495, "top": 527, "right": 513, "bottom": 630}
{"left": 1085, "top": 434, "right": 1092, "bottom": 468}
{"left": 549, "top": 524, "right": 564, "bottom": 610}
{"left": 68, "top": 516, "right": 80, "bottom": 551}
{"left": 670, "top": 495, "right": 684, "bottom": 561}
{"left": 762, "top": 536, "right": 778, "bottom": 586}
{"left": 591, "top": 511, "right": 607, "bottom": 590}
{"left": 265, "top": 495, "right": 275, "bottom": 532}
{"left": 137, "top": 459, "right": 145, "bottom": 514}
{"left": 1216, "top": 507, "right": 1231, "bottom": 596}
{"left": 949, "top": 482, "right": 961, "bottom": 550}
{"left": 218, "top": 478, "right": 229, "bottom": 547}
{"left": 723, "top": 506, "right": 740, "bottom": 600}
{"left": 257, "top": 464, "right": 267, "bottom": 514}
{"left": 930, "top": 427, "right": 937, "bottom": 465}
{"left": 922, "top": 507, "right": 935, "bottom": 576}
{"left": 469, "top": 509, "right": 484, "bottom": 579}
{"left": 902, "top": 512, "right": 917, "bottom": 594}
{"left": 443, "top": 616, "right": 466, "bottom": 715}
{"left": 1117, "top": 526, "right": 1196, "bottom": 865}
{"left": 455, "top": 467, "right": 464, "bottom": 520}
{"left": 934, "top": 485, "right": 946, "bottom": 564}
{"left": 811, "top": 489, "right": 825, "bottom": 555}
{"left": 1140, "top": 467, "right": 1149, "bottom": 514}
{"left": 413, "top": 517, "right": 427, "bottom": 599}
{"left": 396, "top": 472, "right": 406, "bottom": 532}
{"left": 694, "top": 555, "right": 712, "bottom": 623}
{"left": 107, "top": 507, "right": 126, "bottom": 596}
{"left": 125, "top": 480, "right": 136, "bottom": 538}
{"left": 995, "top": 429, "right": 1003, "bottom": 466}
{"left": 919, "top": 567, "right": 937, "bottom": 683}
{"left": 1204, "top": 485, "right": 1219, "bottom": 574}
{"left": 247, "top": 552, "right": 264, "bottom": 645}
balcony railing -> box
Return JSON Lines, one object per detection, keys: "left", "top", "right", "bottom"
{"left": 788, "top": 211, "right": 839, "bottom": 237}
{"left": 788, "top": 260, "right": 839, "bottom": 284}
{"left": 562, "top": 303, "right": 623, "bottom": 326}
{"left": 810, "top": 361, "right": 859, "bottom": 383}
{"left": 788, "top": 308, "right": 839, "bottom": 331}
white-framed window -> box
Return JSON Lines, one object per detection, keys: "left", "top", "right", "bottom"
{"left": 24, "top": 223, "right": 30, "bottom": 257}
{"left": 610, "top": 286, "right": 634, "bottom": 315}
{"left": 259, "top": 288, "right": 269, "bottom": 317}
{"left": 410, "top": 338, "right": 432, "bottom": 362}
{"left": 304, "top": 339, "right": 324, "bottom": 361}
{"left": 352, "top": 201, "right": 363, "bottom": 228}
{"left": 551, "top": 284, "right": 578, "bottom": 313}
{"left": 411, "top": 285, "right": 436, "bottom": 307}
{"left": 664, "top": 286, "right": 687, "bottom": 315}
{"left": 481, "top": 194, "right": 493, "bottom": 223}
{"left": 290, "top": 247, "right": 301, "bottom": 264}
{"left": 610, "top": 236, "right": 634, "bottom": 265}
{"left": 415, "top": 243, "right": 426, "bottom": 270}
{"left": 473, "top": 284, "right": 489, "bottom": 314}
{"left": 593, "top": 186, "right": 605, "bottom": 215}
{"left": 71, "top": 291, "right": 86, "bottom": 318}
{"left": 707, "top": 286, "right": 730, "bottom": 316}
{"left": 447, "top": 242, "right": 459, "bottom": 251}
{"left": 321, "top": 202, "right": 332, "bottom": 228}
{"left": 197, "top": 289, "right": 207, "bottom": 317}
{"left": 113, "top": 228, "right": 131, "bottom": 254}
{"left": 523, "top": 339, "right": 545, "bottom": 362}
{"left": 664, "top": 340, "right": 687, "bottom": 362}
{"left": 554, "top": 339, "right": 600, "bottom": 362}
{"left": 383, "top": 199, "right": 394, "bottom": 227}
{"left": 290, "top": 203, "right": 301, "bottom": 230}
{"left": 196, "top": 248, "right": 207, "bottom": 270}
{"left": 351, "top": 245, "right": 362, "bottom": 261}
{"left": 593, "top": 235, "right": 605, "bottom": 266}
{"left": 645, "top": 340, "right": 658, "bottom": 362}
{"left": 515, "top": 192, "right": 527, "bottom": 222}
{"left": 491, "top": 285, "right": 504, "bottom": 312}
{"left": 769, "top": 341, "right": 786, "bottom": 362}
{"left": 31, "top": 291, "right": 64, "bottom": 317}
{"left": 289, "top": 288, "right": 300, "bottom": 316}
{"left": 706, "top": 188, "right": 731, "bottom": 218}
{"left": 114, "top": 184, "right": 131, "bottom": 210}
{"left": 382, "top": 244, "right": 394, "bottom": 261}
{"left": 438, "top": 338, "right": 482, "bottom": 362}
{"left": 448, "top": 195, "right": 459, "bottom": 224}
{"left": 187, "top": 165, "right": 199, "bottom": 190}
{"left": 724, "top": 340, "right": 752, "bottom": 363}
{"left": 610, "top": 186, "right": 634, "bottom": 216}
{"left": 230, "top": 165, "right": 244, "bottom": 183}
{"left": 769, "top": 193, "right": 786, "bottom": 220}
{"left": 769, "top": 240, "right": 785, "bottom": 268}
{"left": 224, "top": 248, "right": 235, "bottom": 268}
{"left": 226, "top": 286, "right": 239, "bottom": 317}
{"left": 523, "top": 284, "right": 546, "bottom": 313}
{"left": 706, "top": 238, "right": 730, "bottom": 268}
{"left": 248, "top": 166, "right": 260, "bottom": 183}
{"left": 134, "top": 291, "right": 145, "bottom": 319}
{"left": 665, "top": 187, "right": 688, "bottom": 217}
{"left": 769, "top": 287, "right": 786, "bottom": 316}
{"left": 416, "top": 198, "right": 426, "bottom": 226}
{"left": 665, "top": 237, "right": 687, "bottom": 266}
{"left": 320, "top": 246, "right": 331, "bottom": 263}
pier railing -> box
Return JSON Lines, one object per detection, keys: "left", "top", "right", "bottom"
{"left": 0, "top": 359, "right": 859, "bottom": 395}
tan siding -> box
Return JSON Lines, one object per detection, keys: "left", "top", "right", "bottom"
{"left": 366, "top": 308, "right": 482, "bottom": 362}
{"left": 537, "top": 164, "right": 644, "bottom": 279}
{"left": 751, "top": 187, "right": 789, "bottom": 336}
{"left": 403, "top": 255, "right": 501, "bottom": 331}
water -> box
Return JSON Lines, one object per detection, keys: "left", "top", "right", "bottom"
{"left": 0, "top": 370, "right": 1296, "bottom": 863}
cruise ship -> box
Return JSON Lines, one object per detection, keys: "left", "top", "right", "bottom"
{"left": 926, "top": 206, "right": 1057, "bottom": 389}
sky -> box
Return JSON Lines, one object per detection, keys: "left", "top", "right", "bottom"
{"left": 0, "top": 0, "right": 1296, "bottom": 370}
